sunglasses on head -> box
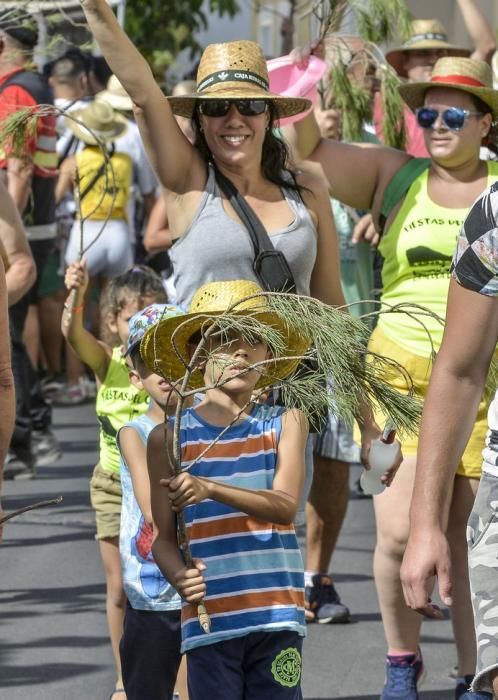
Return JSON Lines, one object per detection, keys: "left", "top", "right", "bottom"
{"left": 198, "top": 99, "right": 268, "bottom": 118}
{"left": 415, "top": 106, "right": 483, "bottom": 132}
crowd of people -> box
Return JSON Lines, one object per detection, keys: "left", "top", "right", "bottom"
{"left": 2, "top": 0, "right": 498, "bottom": 698}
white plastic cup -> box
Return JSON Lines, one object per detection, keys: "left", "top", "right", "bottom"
{"left": 360, "top": 430, "right": 401, "bottom": 496}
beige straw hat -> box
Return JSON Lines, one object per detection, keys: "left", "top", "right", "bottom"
{"left": 66, "top": 99, "right": 128, "bottom": 145}
{"left": 387, "top": 19, "right": 470, "bottom": 78}
{"left": 399, "top": 56, "right": 498, "bottom": 119}
{"left": 97, "top": 75, "right": 133, "bottom": 113}
{"left": 167, "top": 40, "right": 311, "bottom": 119}
{"left": 140, "top": 279, "right": 311, "bottom": 390}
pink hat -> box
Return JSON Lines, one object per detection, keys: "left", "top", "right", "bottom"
{"left": 267, "top": 54, "right": 328, "bottom": 126}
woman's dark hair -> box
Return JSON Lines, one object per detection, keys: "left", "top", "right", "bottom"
{"left": 468, "top": 93, "right": 498, "bottom": 157}
{"left": 192, "top": 101, "right": 305, "bottom": 195}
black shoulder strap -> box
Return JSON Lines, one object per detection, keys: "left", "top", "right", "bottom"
{"left": 78, "top": 143, "right": 115, "bottom": 203}
{"left": 379, "top": 158, "right": 431, "bottom": 234}
{"left": 214, "top": 166, "right": 279, "bottom": 256}
{"left": 213, "top": 165, "right": 297, "bottom": 293}
{"left": 0, "top": 69, "right": 53, "bottom": 105}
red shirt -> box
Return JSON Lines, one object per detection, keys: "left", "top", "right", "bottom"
{"left": 0, "top": 67, "right": 57, "bottom": 178}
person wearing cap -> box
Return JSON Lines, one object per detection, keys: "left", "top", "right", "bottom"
{"left": 376, "top": 2, "right": 495, "bottom": 157}
{"left": 117, "top": 303, "right": 187, "bottom": 700}
{"left": 289, "top": 55, "right": 498, "bottom": 698}
{"left": 144, "top": 278, "right": 310, "bottom": 699}
{"left": 0, "top": 8, "right": 61, "bottom": 480}
{"left": 56, "top": 99, "right": 134, "bottom": 284}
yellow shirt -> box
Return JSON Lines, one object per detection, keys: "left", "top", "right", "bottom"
{"left": 76, "top": 146, "right": 132, "bottom": 221}
{"left": 378, "top": 162, "right": 498, "bottom": 356}
{"left": 95, "top": 347, "right": 149, "bottom": 474}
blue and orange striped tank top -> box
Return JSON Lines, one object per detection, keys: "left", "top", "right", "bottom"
{"left": 177, "top": 403, "right": 306, "bottom": 652}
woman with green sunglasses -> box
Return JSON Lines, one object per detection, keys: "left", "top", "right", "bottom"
{"left": 288, "top": 52, "right": 498, "bottom": 699}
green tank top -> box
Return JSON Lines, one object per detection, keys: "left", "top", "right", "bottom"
{"left": 378, "top": 162, "right": 498, "bottom": 356}
{"left": 95, "top": 346, "right": 149, "bottom": 474}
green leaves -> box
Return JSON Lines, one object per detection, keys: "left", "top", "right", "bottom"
{"left": 124, "top": 0, "right": 238, "bottom": 78}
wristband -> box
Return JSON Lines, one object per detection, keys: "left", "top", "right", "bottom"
{"left": 64, "top": 303, "right": 84, "bottom": 313}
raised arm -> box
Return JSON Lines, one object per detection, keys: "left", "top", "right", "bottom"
{"left": 401, "top": 279, "right": 498, "bottom": 616}
{"left": 457, "top": 0, "right": 496, "bottom": 63}
{"left": 62, "top": 259, "right": 111, "bottom": 382}
{"left": 285, "top": 110, "right": 410, "bottom": 216}
{"left": 79, "top": 0, "right": 201, "bottom": 193}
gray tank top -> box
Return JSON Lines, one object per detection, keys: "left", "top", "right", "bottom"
{"left": 169, "top": 164, "right": 318, "bottom": 307}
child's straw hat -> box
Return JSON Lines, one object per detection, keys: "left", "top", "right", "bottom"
{"left": 399, "top": 56, "right": 498, "bottom": 119}
{"left": 386, "top": 19, "right": 469, "bottom": 78}
{"left": 167, "top": 40, "right": 311, "bottom": 120}
{"left": 140, "top": 279, "right": 311, "bottom": 390}
{"left": 66, "top": 99, "right": 128, "bottom": 145}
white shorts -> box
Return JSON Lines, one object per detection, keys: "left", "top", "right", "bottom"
{"left": 65, "top": 218, "right": 133, "bottom": 278}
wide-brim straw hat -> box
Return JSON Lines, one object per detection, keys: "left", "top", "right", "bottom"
{"left": 97, "top": 75, "right": 133, "bottom": 113}
{"left": 140, "top": 279, "right": 311, "bottom": 391}
{"left": 167, "top": 40, "right": 311, "bottom": 120}
{"left": 387, "top": 19, "right": 470, "bottom": 78}
{"left": 399, "top": 56, "right": 498, "bottom": 120}
{"left": 65, "top": 99, "right": 128, "bottom": 145}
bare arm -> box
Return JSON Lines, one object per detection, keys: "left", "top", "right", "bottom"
{"left": 0, "top": 180, "right": 35, "bottom": 305}
{"left": 148, "top": 424, "right": 207, "bottom": 602}
{"left": 61, "top": 259, "right": 111, "bottom": 382}
{"left": 401, "top": 279, "right": 498, "bottom": 615}
{"left": 55, "top": 156, "right": 75, "bottom": 206}
{"left": 300, "top": 171, "right": 346, "bottom": 306}
{"left": 79, "top": 0, "right": 201, "bottom": 193}
{"left": 119, "top": 426, "right": 153, "bottom": 523}
{"left": 5, "top": 157, "right": 33, "bottom": 214}
{"left": 0, "top": 255, "right": 15, "bottom": 541}
{"left": 285, "top": 110, "right": 410, "bottom": 214}
{"left": 165, "top": 409, "right": 309, "bottom": 525}
{"left": 457, "top": 0, "right": 496, "bottom": 63}
{"left": 143, "top": 195, "right": 172, "bottom": 254}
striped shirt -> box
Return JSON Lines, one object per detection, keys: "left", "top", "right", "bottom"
{"left": 177, "top": 403, "right": 306, "bottom": 652}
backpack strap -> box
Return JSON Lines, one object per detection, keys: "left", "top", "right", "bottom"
{"left": 0, "top": 69, "right": 53, "bottom": 105}
{"left": 379, "top": 158, "right": 431, "bottom": 234}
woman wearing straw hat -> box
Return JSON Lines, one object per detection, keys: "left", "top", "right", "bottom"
{"left": 57, "top": 99, "right": 134, "bottom": 285}
{"left": 289, "top": 56, "right": 498, "bottom": 699}
{"left": 77, "top": 2, "right": 347, "bottom": 316}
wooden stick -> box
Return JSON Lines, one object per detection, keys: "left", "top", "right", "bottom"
{"left": 0, "top": 496, "right": 63, "bottom": 525}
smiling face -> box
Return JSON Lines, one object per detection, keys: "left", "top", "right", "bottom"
{"left": 421, "top": 87, "right": 492, "bottom": 166}
{"left": 197, "top": 101, "right": 270, "bottom": 168}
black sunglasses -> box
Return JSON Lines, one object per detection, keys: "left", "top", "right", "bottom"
{"left": 198, "top": 99, "right": 268, "bottom": 118}
{"left": 415, "top": 107, "right": 483, "bottom": 132}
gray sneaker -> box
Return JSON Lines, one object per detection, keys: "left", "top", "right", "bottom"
{"left": 32, "top": 428, "right": 62, "bottom": 466}
{"left": 4, "top": 449, "right": 36, "bottom": 480}
{"left": 305, "top": 574, "right": 351, "bottom": 624}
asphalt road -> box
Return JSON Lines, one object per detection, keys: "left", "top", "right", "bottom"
{"left": 0, "top": 402, "right": 457, "bottom": 699}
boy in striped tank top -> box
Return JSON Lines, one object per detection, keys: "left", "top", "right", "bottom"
{"left": 144, "top": 280, "right": 310, "bottom": 699}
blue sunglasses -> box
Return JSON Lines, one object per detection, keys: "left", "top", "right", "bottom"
{"left": 415, "top": 107, "right": 483, "bottom": 132}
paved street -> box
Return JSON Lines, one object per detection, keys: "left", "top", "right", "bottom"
{"left": 0, "top": 402, "right": 458, "bottom": 699}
